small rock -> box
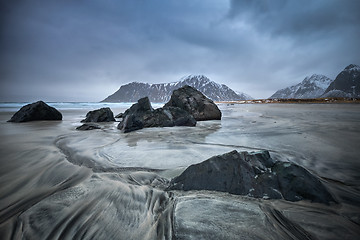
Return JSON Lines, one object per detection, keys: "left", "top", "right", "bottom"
{"left": 76, "top": 123, "right": 101, "bottom": 130}
{"left": 81, "top": 107, "right": 115, "bottom": 122}
{"left": 115, "top": 113, "right": 124, "bottom": 118}
{"left": 8, "top": 101, "right": 62, "bottom": 122}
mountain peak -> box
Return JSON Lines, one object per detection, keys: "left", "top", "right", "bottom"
{"left": 181, "top": 75, "right": 210, "bottom": 81}
{"left": 344, "top": 64, "right": 360, "bottom": 71}
{"left": 270, "top": 74, "right": 332, "bottom": 99}
{"left": 323, "top": 64, "right": 360, "bottom": 98}
{"left": 102, "top": 76, "right": 252, "bottom": 102}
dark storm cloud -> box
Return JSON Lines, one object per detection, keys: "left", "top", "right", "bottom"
{"left": 1, "top": 0, "right": 359, "bottom": 101}
{"left": 228, "top": 0, "right": 360, "bottom": 37}
{"left": 225, "top": 0, "right": 360, "bottom": 95}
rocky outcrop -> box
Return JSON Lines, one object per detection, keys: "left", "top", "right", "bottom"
{"left": 8, "top": 101, "right": 62, "bottom": 122}
{"left": 81, "top": 107, "right": 115, "bottom": 122}
{"left": 164, "top": 85, "right": 221, "bottom": 121}
{"left": 118, "top": 97, "right": 196, "bottom": 133}
{"left": 76, "top": 123, "right": 101, "bottom": 130}
{"left": 323, "top": 64, "right": 360, "bottom": 98}
{"left": 168, "top": 150, "right": 336, "bottom": 204}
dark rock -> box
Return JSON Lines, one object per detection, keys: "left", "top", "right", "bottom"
{"left": 8, "top": 101, "right": 62, "bottom": 123}
{"left": 115, "top": 113, "right": 124, "bottom": 118}
{"left": 121, "top": 97, "right": 153, "bottom": 119}
{"left": 81, "top": 107, "right": 115, "bottom": 122}
{"left": 164, "top": 85, "right": 221, "bottom": 121}
{"left": 271, "top": 162, "right": 335, "bottom": 203}
{"left": 168, "top": 150, "right": 336, "bottom": 204}
{"left": 169, "top": 151, "right": 256, "bottom": 195}
{"left": 76, "top": 123, "right": 101, "bottom": 130}
{"left": 118, "top": 114, "right": 145, "bottom": 133}
{"left": 118, "top": 97, "right": 196, "bottom": 133}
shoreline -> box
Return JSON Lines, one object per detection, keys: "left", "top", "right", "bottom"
{"left": 217, "top": 97, "right": 360, "bottom": 104}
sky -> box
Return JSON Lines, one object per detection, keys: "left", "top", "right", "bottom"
{"left": 1, "top": 0, "right": 360, "bottom": 102}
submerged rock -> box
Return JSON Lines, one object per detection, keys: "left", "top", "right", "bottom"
{"left": 8, "top": 101, "right": 62, "bottom": 122}
{"left": 76, "top": 123, "right": 101, "bottom": 130}
{"left": 81, "top": 107, "right": 115, "bottom": 122}
{"left": 168, "top": 150, "right": 336, "bottom": 204}
{"left": 118, "top": 97, "right": 196, "bottom": 133}
{"left": 164, "top": 85, "right": 221, "bottom": 121}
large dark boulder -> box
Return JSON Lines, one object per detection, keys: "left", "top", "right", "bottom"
{"left": 8, "top": 101, "right": 62, "bottom": 122}
{"left": 168, "top": 150, "right": 336, "bottom": 204}
{"left": 81, "top": 107, "right": 115, "bottom": 122}
{"left": 118, "top": 97, "right": 196, "bottom": 133}
{"left": 164, "top": 85, "right": 221, "bottom": 121}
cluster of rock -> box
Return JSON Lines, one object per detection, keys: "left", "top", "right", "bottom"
{"left": 168, "top": 150, "right": 336, "bottom": 204}
{"left": 117, "top": 85, "right": 221, "bottom": 133}
{"left": 7, "top": 86, "right": 221, "bottom": 134}
{"left": 117, "top": 97, "right": 196, "bottom": 133}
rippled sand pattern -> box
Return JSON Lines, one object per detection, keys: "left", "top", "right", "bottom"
{"left": 1, "top": 104, "right": 360, "bottom": 239}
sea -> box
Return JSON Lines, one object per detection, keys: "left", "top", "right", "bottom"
{"left": 0, "top": 102, "right": 359, "bottom": 239}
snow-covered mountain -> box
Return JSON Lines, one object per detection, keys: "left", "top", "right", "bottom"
{"left": 270, "top": 74, "right": 333, "bottom": 99}
{"left": 322, "top": 64, "right": 360, "bottom": 98}
{"left": 102, "top": 75, "right": 252, "bottom": 102}
{"left": 235, "top": 91, "right": 253, "bottom": 100}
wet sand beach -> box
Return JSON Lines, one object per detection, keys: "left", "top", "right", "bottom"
{"left": 0, "top": 103, "right": 360, "bottom": 239}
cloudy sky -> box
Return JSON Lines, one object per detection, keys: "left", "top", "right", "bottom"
{"left": 1, "top": 0, "right": 359, "bottom": 101}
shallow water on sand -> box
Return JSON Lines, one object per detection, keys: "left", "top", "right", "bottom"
{"left": 0, "top": 103, "right": 359, "bottom": 239}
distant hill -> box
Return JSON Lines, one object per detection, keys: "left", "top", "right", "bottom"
{"left": 102, "top": 75, "right": 252, "bottom": 102}
{"left": 322, "top": 64, "right": 360, "bottom": 98}
{"left": 270, "top": 74, "right": 333, "bottom": 99}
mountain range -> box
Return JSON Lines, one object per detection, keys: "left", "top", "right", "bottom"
{"left": 270, "top": 64, "right": 360, "bottom": 99}
{"left": 102, "top": 75, "right": 252, "bottom": 102}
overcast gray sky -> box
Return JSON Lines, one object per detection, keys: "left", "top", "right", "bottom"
{"left": 1, "top": 0, "right": 359, "bottom": 101}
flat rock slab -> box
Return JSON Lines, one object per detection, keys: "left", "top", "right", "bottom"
{"left": 8, "top": 101, "right": 62, "bottom": 122}
{"left": 173, "top": 194, "right": 285, "bottom": 240}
